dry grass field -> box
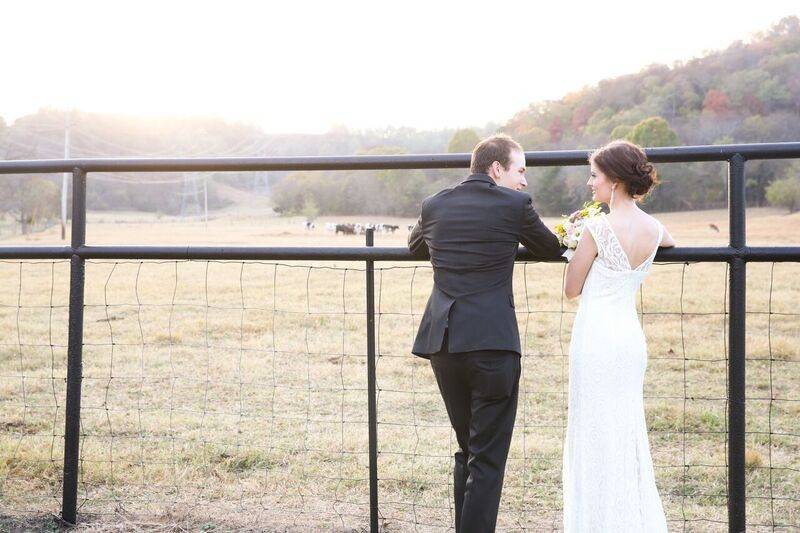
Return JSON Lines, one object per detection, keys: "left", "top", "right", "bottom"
{"left": 0, "top": 206, "right": 798, "bottom": 531}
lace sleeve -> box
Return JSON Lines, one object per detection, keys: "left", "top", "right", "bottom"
{"left": 584, "top": 217, "right": 607, "bottom": 259}
{"left": 585, "top": 215, "right": 630, "bottom": 271}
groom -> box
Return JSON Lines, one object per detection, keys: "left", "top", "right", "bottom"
{"left": 408, "top": 134, "right": 563, "bottom": 532}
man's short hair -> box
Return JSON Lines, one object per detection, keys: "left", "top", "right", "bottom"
{"left": 470, "top": 134, "right": 523, "bottom": 174}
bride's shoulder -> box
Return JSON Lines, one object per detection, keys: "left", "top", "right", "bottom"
{"left": 641, "top": 212, "right": 663, "bottom": 230}
{"left": 583, "top": 212, "right": 605, "bottom": 235}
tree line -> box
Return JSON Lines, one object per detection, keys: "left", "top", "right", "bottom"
{"left": 273, "top": 16, "right": 800, "bottom": 217}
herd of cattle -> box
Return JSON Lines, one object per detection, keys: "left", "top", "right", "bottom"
{"left": 303, "top": 221, "right": 414, "bottom": 235}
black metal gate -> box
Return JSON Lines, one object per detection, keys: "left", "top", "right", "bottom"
{"left": 2, "top": 142, "right": 799, "bottom": 532}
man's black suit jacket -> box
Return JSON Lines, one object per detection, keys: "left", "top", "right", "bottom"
{"left": 408, "top": 173, "right": 563, "bottom": 357}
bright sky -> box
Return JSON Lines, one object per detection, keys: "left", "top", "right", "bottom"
{"left": 2, "top": 0, "right": 798, "bottom": 134}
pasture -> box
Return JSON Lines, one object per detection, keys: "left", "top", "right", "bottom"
{"left": 0, "top": 206, "right": 798, "bottom": 531}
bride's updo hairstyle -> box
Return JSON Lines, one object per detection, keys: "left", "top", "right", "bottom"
{"left": 589, "top": 140, "right": 659, "bottom": 199}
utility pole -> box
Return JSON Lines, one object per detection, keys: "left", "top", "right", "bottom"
{"left": 61, "top": 112, "right": 71, "bottom": 240}
{"left": 203, "top": 175, "right": 208, "bottom": 229}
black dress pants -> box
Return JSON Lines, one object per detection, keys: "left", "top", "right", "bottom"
{"left": 429, "top": 330, "right": 521, "bottom": 533}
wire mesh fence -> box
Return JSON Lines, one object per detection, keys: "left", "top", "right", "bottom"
{"left": 0, "top": 258, "right": 797, "bottom": 531}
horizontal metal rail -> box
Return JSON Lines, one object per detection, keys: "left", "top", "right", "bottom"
{"left": 1, "top": 245, "right": 799, "bottom": 262}
{"left": 1, "top": 142, "right": 800, "bottom": 174}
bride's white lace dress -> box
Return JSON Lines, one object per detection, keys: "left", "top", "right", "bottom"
{"left": 562, "top": 213, "right": 668, "bottom": 532}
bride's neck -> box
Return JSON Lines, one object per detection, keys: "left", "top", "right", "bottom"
{"left": 608, "top": 197, "right": 637, "bottom": 212}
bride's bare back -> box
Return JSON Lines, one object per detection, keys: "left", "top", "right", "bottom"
{"left": 605, "top": 208, "right": 672, "bottom": 270}
{"left": 564, "top": 206, "right": 675, "bottom": 299}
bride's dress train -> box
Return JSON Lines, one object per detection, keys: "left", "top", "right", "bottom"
{"left": 562, "top": 214, "right": 668, "bottom": 532}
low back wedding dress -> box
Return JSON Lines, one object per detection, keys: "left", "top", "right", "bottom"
{"left": 562, "top": 213, "right": 669, "bottom": 532}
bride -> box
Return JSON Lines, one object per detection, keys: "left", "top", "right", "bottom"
{"left": 561, "top": 140, "right": 675, "bottom": 532}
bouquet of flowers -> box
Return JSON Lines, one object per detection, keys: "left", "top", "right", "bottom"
{"left": 554, "top": 201, "right": 602, "bottom": 260}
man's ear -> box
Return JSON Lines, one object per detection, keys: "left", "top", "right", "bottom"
{"left": 489, "top": 161, "right": 500, "bottom": 178}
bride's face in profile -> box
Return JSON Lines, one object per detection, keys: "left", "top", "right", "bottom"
{"left": 587, "top": 161, "right": 615, "bottom": 204}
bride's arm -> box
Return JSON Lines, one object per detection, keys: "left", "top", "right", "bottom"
{"left": 660, "top": 225, "right": 676, "bottom": 247}
{"left": 564, "top": 231, "right": 598, "bottom": 300}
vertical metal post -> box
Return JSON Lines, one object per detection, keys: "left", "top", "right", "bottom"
{"left": 62, "top": 168, "right": 86, "bottom": 525}
{"left": 728, "top": 154, "right": 746, "bottom": 532}
{"left": 365, "top": 228, "right": 379, "bottom": 532}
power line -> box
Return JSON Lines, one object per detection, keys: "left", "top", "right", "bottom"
{"left": 6, "top": 127, "right": 273, "bottom": 159}
{"left": 88, "top": 173, "right": 204, "bottom": 185}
